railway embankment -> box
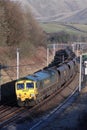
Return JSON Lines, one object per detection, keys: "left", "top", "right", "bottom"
{"left": 1, "top": 72, "right": 78, "bottom": 130}
{"left": 34, "top": 83, "right": 87, "bottom": 130}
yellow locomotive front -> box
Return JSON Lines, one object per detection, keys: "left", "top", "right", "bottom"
{"left": 15, "top": 68, "right": 59, "bottom": 107}
{"left": 15, "top": 79, "right": 38, "bottom": 106}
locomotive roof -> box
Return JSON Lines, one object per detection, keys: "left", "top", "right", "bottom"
{"left": 27, "top": 71, "right": 50, "bottom": 81}
{"left": 18, "top": 68, "right": 56, "bottom": 82}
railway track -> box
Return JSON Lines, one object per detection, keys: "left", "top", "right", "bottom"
{"left": 30, "top": 88, "right": 79, "bottom": 130}
{"left": 0, "top": 106, "right": 26, "bottom": 128}
{"left": 29, "top": 74, "right": 79, "bottom": 130}
{"left": 0, "top": 72, "right": 79, "bottom": 129}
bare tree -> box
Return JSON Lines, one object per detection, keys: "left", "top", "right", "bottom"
{"left": 3, "top": 0, "right": 25, "bottom": 46}
{"left": 0, "top": 0, "right": 47, "bottom": 60}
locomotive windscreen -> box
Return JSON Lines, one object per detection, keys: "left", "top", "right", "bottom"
{"left": 17, "top": 83, "right": 24, "bottom": 90}
{"left": 26, "top": 83, "right": 34, "bottom": 88}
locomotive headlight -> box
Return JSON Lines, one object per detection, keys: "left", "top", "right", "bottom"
{"left": 30, "top": 94, "right": 35, "bottom": 97}
{"left": 18, "top": 94, "right": 21, "bottom": 97}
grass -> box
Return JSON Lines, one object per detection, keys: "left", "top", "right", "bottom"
{"left": 40, "top": 23, "right": 64, "bottom": 32}
{"left": 71, "top": 24, "right": 87, "bottom": 31}
{"left": 40, "top": 22, "right": 87, "bottom": 35}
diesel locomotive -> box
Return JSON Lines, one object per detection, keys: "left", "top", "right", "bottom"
{"left": 15, "top": 58, "right": 78, "bottom": 107}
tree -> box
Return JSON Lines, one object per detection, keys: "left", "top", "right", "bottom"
{"left": 3, "top": 0, "right": 25, "bottom": 46}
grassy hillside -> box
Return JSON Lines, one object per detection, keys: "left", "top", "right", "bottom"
{"left": 26, "top": 0, "right": 87, "bottom": 23}
{"left": 40, "top": 23, "right": 87, "bottom": 34}
{"left": 39, "top": 22, "right": 87, "bottom": 43}
{"left": 63, "top": 8, "right": 87, "bottom": 24}
{"left": 27, "top": 0, "right": 87, "bottom": 16}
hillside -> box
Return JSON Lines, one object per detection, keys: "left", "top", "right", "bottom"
{"left": 63, "top": 8, "right": 87, "bottom": 24}
{"left": 0, "top": 0, "right": 47, "bottom": 57}
{"left": 21, "top": 0, "right": 87, "bottom": 23}
{"left": 0, "top": 0, "right": 48, "bottom": 83}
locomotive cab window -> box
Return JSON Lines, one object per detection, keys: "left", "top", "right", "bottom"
{"left": 26, "top": 83, "right": 34, "bottom": 89}
{"left": 17, "top": 83, "right": 24, "bottom": 90}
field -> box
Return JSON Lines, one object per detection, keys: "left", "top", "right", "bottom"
{"left": 40, "top": 22, "right": 87, "bottom": 35}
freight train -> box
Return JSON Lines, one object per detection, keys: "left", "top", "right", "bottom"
{"left": 15, "top": 58, "right": 78, "bottom": 106}
{"left": 48, "top": 47, "right": 76, "bottom": 67}
{"left": 0, "top": 48, "right": 78, "bottom": 107}
{"left": 1, "top": 80, "right": 16, "bottom": 104}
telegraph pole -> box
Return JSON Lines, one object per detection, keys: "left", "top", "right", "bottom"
{"left": 17, "top": 48, "right": 19, "bottom": 79}
{"left": 79, "top": 54, "right": 82, "bottom": 92}
{"left": 53, "top": 44, "right": 56, "bottom": 58}
{"left": 72, "top": 44, "right": 75, "bottom": 53}
{"left": 47, "top": 47, "right": 49, "bottom": 66}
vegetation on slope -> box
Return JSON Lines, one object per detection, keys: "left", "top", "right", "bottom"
{"left": 40, "top": 23, "right": 87, "bottom": 43}
{"left": 0, "top": 0, "right": 48, "bottom": 82}
{"left": 0, "top": 0, "right": 47, "bottom": 59}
